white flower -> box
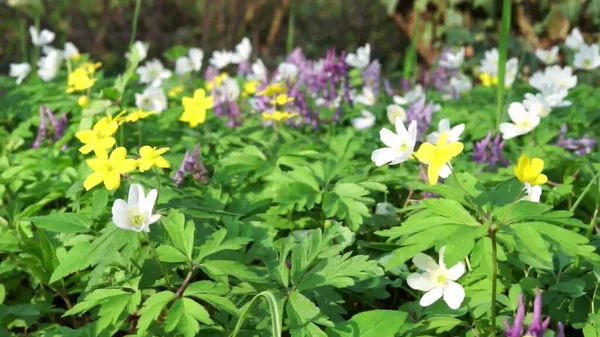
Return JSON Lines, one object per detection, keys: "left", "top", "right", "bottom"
{"left": 386, "top": 104, "right": 406, "bottom": 124}
{"left": 29, "top": 26, "right": 55, "bottom": 46}
{"left": 126, "top": 41, "right": 149, "bottom": 62}
{"left": 345, "top": 43, "right": 370, "bottom": 69}
{"left": 112, "top": 184, "right": 160, "bottom": 232}
{"left": 231, "top": 37, "right": 252, "bottom": 63}
{"left": 504, "top": 58, "right": 519, "bottom": 87}
{"left": 37, "top": 49, "right": 63, "bottom": 82}
{"left": 218, "top": 77, "right": 241, "bottom": 102}
{"left": 449, "top": 74, "right": 472, "bottom": 97}
{"left": 543, "top": 89, "right": 571, "bottom": 108}
{"left": 573, "top": 44, "right": 600, "bottom": 70}
{"left": 565, "top": 28, "right": 585, "bottom": 50}
{"left": 175, "top": 48, "right": 204, "bottom": 75}
{"left": 354, "top": 86, "right": 376, "bottom": 106}
{"left": 210, "top": 50, "right": 232, "bottom": 69}
{"left": 499, "top": 102, "right": 540, "bottom": 140}
{"left": 407, "top": 247, "right": 466, "bottom": 310}
{"left": 9, "top": 63, "right": 31, "bottom": 85}
{"left": 250, "top": 58, "right": 267, "bottom": 81}
{"left": 529, "top": 65, "right": 577, "bottom": 93}
{"left": 523, "top": 93, "right": 551, "bottom": 117}
{"left": 440, "top": 47, "right": 465, "bottom": 69}
{"left": 276, "top": 62, "right": 299, "bottom": 81}
{"left": 521, "top": 183, "right": 541, "bottom": 203}
{"left": 426, "top": 118, "right": 465, "bottom": 144}
{"left": 535, "top": 46, "right": 558, "bottom": 65}
{"left": 63, "top": 42, "right": 80, "bottom": 60}
{"left": 136, "top": 59, "right": 172, "bottom": 87}
{"left": 371, "top": 118, "right": 417, "bottom": 166}
{"left": 351, "top": 110, "right": 376, "bottom": 130}
{"left": 393, "top": 84, "right": 423, "bottom": 105}
{"left": 135, "top": 87, "right": 167, "bottom": 113}
{"left": 480, "top": 48, "right": 499, "bottom": 77}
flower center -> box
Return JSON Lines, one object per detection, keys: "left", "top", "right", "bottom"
{"left": 128, "top": 207, "right": 146, "bottom": 228}
{"left": 437, "top": 274, "right": 447, "bottom": 284}
{"left": 398, "top": 143, "right": 409, "bottom": 152}
{"left": 517, "top": 120, "right": 531, "bottom": 129}
{"left": 584, "top": 59, "right": 592, "bottom": 67}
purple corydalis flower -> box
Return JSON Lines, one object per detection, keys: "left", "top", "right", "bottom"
{"left": 362, "top": 60, "right": 381, "bottom": 95}
{"left": 406, "top": 96, "right": 433, "bottom": 139}
{"left": 172, "top": 145, "right": 208, "bottom": 186}
{"left": 44, "top": 106, "right": 67, "bottom": 142}
{"left": 32, "top": 105, "right": 47, "bottom": 148}
{"left": 383, "top": 78, "right": 393, "bottom": 95}
{"left": 473, "top": 130, "right": 508, "bottom": 169}
{"left": 556, "top": 124, "right": 596, "bottom": 156}
{"left": 504, "top": 290, "right": 562, "bottom": 337}
{"left": 238, "top": 60, "right": 250, "bottom": 76}
{"left": 204, "top": 65, "right": 219, "bottom": 82}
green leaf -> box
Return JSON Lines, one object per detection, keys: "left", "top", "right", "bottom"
{"left": 137, "top": 291, "right": 177, "bottom": 336}
{"left": 444, "top": 226, "right": 480, "bottom": 267}
{"left": 286, "top": 291, "right": 321, "bottom": 330}
{"left": 325, "top": 310, "right": 407, "bottom": 337}
{"left": 157, "top": 245, "right": 190, "bottom": 263}
{"left": 162, "top": 209, "right": 194, "bottom": 259}
{"left": 422, "top": 199, "right": 479, "bottom": 226}
{"left": 296, "top": 253, "right": 381, "bottom": 291}
{"left": 25, "top": 213, "right": 90, "bottom": 233}
{"left": 165, "top": 298, "right": 213, "bottom": 337}
{"left": 194, "top": 228, "right": 251, "bottom": 263}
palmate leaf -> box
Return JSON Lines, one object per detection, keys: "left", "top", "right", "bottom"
{"left": 137, "top": 291, "right": 177, "bottom": 336}
{"left": 161, "top": 209, "right": 194, "bottom": 260}
{"left": 165, "top": 298, "right": 213, "bottom": 337}
{"left": 194, "top": 228, "right": 252, "bottom": 264}
{"left": 286, "top": 291, "right": 329, "bottom": 337}
{"left": 325, "top": 310, "right": 407, "bottom": 337}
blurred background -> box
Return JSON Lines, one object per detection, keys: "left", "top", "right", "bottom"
{"left": 1, "top": 0, "right": 599, "bottom": 73}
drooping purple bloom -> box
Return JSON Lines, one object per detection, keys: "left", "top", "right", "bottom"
{"left": 383, "top": 78, "right": 394, "bottom": 95}
{"left": 362, "top": 60, "right": 381, "bottom": 95}
{"left": 32, "top": 105, "right": 47, "bottom": 148}
{"left": 238, "top": 60, "right": 250, "bottom": 76}
{"left": 405, "top": 96, "right": 433, "bottom": 139}
{"left": 472, "top": 131, "right": 508, "bottom": 169}
{"left": 204, "top": 65, "right": 219, "bottom": 82}
{"left": 504, "top": 290, "right": 562, "bottom": 337}
{"left": 556, "top": 124, "right": 596, "bottom": 155}
{"left": 172, "top": 145, "right": 209, "bottom": 186}
{"left": 44, "top": 106, "right": 68, "bottom": 142}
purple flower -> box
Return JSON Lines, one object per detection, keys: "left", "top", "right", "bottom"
{"left": 44, "top": 106, "right": 68, "bottom": 142}
{"left": 473, "top": 131, "right": 508, "bottom": 169}
{"left": 33, "top": 105, "right": 47, "bottom": 148}
{"left": 406, "top": 96, "right": 433, "bottom": 139}
{"left": 204, "top": 65, "right": 219, "bottom": 82}
{"left": 362, "top": 60, "right": 381, "bottom": 95}
{"left": 556, "top": 124, "right": 596, "bottom": 156}
{"left": 238, "top": 60, "right": 251, "bottom": 76}
{"left": 504, "top": 290, "right": 563, "bottom": 337}
{"left": 172, "top": 145, "right": 209, "bottom": 186}
{"left": 383, "top": 78, "right": 394, "bottom": 95}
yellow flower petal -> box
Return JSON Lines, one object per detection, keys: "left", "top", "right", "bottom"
{"left": 103, "top": 172, "right": 121, "bottom": 190}
{"left": 84, "top": 172, "right": 104, "bottom": 191}
{"left": 154, "top": 157, "right": 171, "bottom": 168}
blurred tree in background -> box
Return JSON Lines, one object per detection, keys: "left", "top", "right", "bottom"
{"left": 1, "top": 0, "right": 599, "bottom": 73}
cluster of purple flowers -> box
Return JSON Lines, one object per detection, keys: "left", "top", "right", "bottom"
{"left": 406, "top": 96, "right": 434, "bottom": 139}
{"left": 428, "top": 48, "right": 471, "bottom": 100}
{"left": 172, "top": 144, "right": 209, "bottom": 186}
{"left": 556, "top": 124, "right": 596, "bottom": 156}
{"left": 472, "top": 130, "right": 508, "bottom": 169}
{"left": 33, "top": 105, "right": 68, "bottom": 150}
{"left": 504, "top": 290, "right": 564, "bottom": 337}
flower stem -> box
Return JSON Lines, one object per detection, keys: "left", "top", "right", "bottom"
{"left": 489, "top": 225, "right": 499, "bottom": 336}
{"left": 129, "top": 0, "right": 143, "bottom": 50}
{"left": 142, "top": 232, "right": 172, "bottom": 289}
{"left": 495, "top": 0, "right": 511, "bottom": 131}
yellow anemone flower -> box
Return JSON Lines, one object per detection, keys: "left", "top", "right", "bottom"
{"left": 262, "top": 111, "right": 299, "bottom": 122}
{"left": 414, "top": 132, "right": 464, "bottom": 185}
{"left": 258, "top": 82, "right": 286, "bottom": 96}
{"left": 83, "top": 147, "right": 137, "bottom": 191}
{"left": 179, "top": 89, "right": 214, "bottom": 128}
{"left": 168, "top": 86, "right": 184, "bottom": 98}
{"left": 66, "top": 68, "right": 96, "bottom": 93}
{"left": 271, "top": 94, "right": 294, "bottom": 106}
{"left": 137, "top": 146, "right": 171, "bottom": 172}
{"left": 243, "top": 80, "right": 260, "bottom": 96}
{"left": 80, "top": 62, "right": 102, "bottom": 74}
{"left": 78, "top": 95, "right": 90, "bottom": 108}
{"left": 122, "top": 109, "right": 155, "bottom": 124}
{"left": 514, "top": 154, "right": 547, "bottom": 186}
{"left": 75, "top": 116, "right": 119, "bottom": 154}
{"left": 205, "top": 73, "right": 229, "bottom": 92}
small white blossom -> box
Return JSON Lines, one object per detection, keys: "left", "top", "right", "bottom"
{"left": 63, "top": 42, "right": 80, "bottom": 60}
{"left": 426, "top": 118, "right": 465, "bottom": 144}
{"left": 112, "top": 184, "right": 160, "bottom": 232}
{"left": 351, "top": 110, "right": 376, "bottom": 130}
{"left": 565, "top": 28, "right": 585, "bottom": 50}
{"left": 29, "top": 26, "right": 55, "bottom": 46}
{"left": 371, "top": 118, "right": 417, "bottom": 166}
{"left": 37, "top": 49, "right": 63, "bottom": 82}
{"left": 126, "top": 41, "right": 149, "bottom": 62}
{"left": 523, "top": 93, "right": 551, "bottom": 118}
{"left": 210, "top": 50, "right": 232, "bottom": 69}
{"left": 250, "top": 58, "right": 267, "bottom": 81}
{"left": 529, "top": 65, "right": 577, "bottom": 94}
{"left": 535, "top": 46, "right": 559, "bottom": 65}
{"left": 504, "top": 58, "right": 519, "bottom": 87}
{"left": 175, "top": 48, "right": 204, "bottom": 75}
{"left": 345, "top": 43, "right": 370, "bottom": 69}
{"left": 137, "top": 59, "right": 172, "bottom": 87}
{"left": 393, "top": 84, "right": 423, "bottom": 105}
{"left": 9, "top": 63, "right": 31, "bottom": 85}
{"left": 449, "top": 74, "right": 472, "bottom": 97}
{"left": 386, "top": 104, "right": 406, "bottom": 124}
{"left": 218, "top": 77, "right": 241, "bottom": 102}
{"left": 135, "top": 87, "right": 167, "bottom": 113}
{"left": 499, "top": 102, "right": 540, "bottom": 140}
{"left": 573, "top": 43, "right": 600, "bottom": 70}
{"left": 354, "top": 86, "right": 376, "bottom": 106}
{"left": 231, "top": 37, "right": 252, "bottom": 63}
{"left": 521, "top": 183, "right": 542, "bottom": 203}
{"left": 480, "top": 48, "right": 500, "bottom": 77}
{"left": 440, "top": 47, "right": 465, "bottom": 69}
{"left": 407, "top": 247, "right": 466, "bottom": 310}
{"left": 275, "top": 62, "right": 299, "bottom": 81}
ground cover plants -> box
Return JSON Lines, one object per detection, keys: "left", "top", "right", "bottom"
{"left": 1, "top": 1, "right": 600, "bottom": 336}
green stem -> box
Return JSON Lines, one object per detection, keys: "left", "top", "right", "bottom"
{"left": 286, "top": 0, "right": 295, "bottom": 55}
{"left": 129, "top": 0, "right": 143, "bottom": 50}
{"left": 142, "top": 232, "right": 172, "bottom": 289}
{"left": 490, "top": 226, "right": 499, "bottom": 337}
{"left": 20, "top": 19, "right": 27, "bottom": 63}
{"left": 230, "top": 291, "right": 282, "bottom": 337}
{"left": 495, "top": 0, "right": 511, "bottom": 130}
{"left": 31, "top": 16, "right": 41, "bottom": 72}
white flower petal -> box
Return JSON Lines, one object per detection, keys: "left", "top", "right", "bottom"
{"left": 379, "top": 128, "right": 402, "bottom": 148}
{"left": 413, "top": 253, "right": 439, "bottom": 271}
{"left": 420, "top": 286, "right": 444, "bottom": 307}
{"left": 446, "top": 262, "right": 466, "bottom": 281}
{"left": 371, "top": 148, "right": 402, "bottom": 167}
{"left": 407, "top": 272, "right": 436, "bottom": 291}
{"left": 128, "top": 184, "right": 144, "bottom": 206}
{"left": 443, "top": 281, "right": 465, "bottom": 309}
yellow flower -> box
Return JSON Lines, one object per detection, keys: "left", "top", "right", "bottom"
{"left": 179, "top": 89, "right": 214, "bottom": 128}
{"left": 414, "top": 132, "right": 464, "bottom": 185}
{"left": 122, "top": 109, "right": 155, "bottom": 124}
{"left": 66, "top": 68, "right": 96, "bottom": 93}
{"left": 83, "top": 147, "right": 137, "bottom": 191}
{"left": 78, "top": 95, "right": 90, "bottom": 108}
{"left": 168, "top": 86, "right": 184, "bottom": 98}
{"left": 271, "top": 94, "right": 294, "bottom": 106}
{"left": 514, "top": 154, "right": 547, "bottom": 186}
{"left": 258, "top": 82, "right": 286, "bottom": 96}
{"left": 75, "top": 115, "right": 119, "bottom": 154}
{"left": 243, "top": 80, "right": 259, "bottom": 96}
{"left": 80, "top": 62, "right": 102, "bottom": 74}
{"left": 205, "top": 73, "right": 229, "bottom": 92}
{"left": 262, "top": 111, "right": 299, "bottom": 122}
{"left": 137, "top": 146, "right": 170, "bottom": 172}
